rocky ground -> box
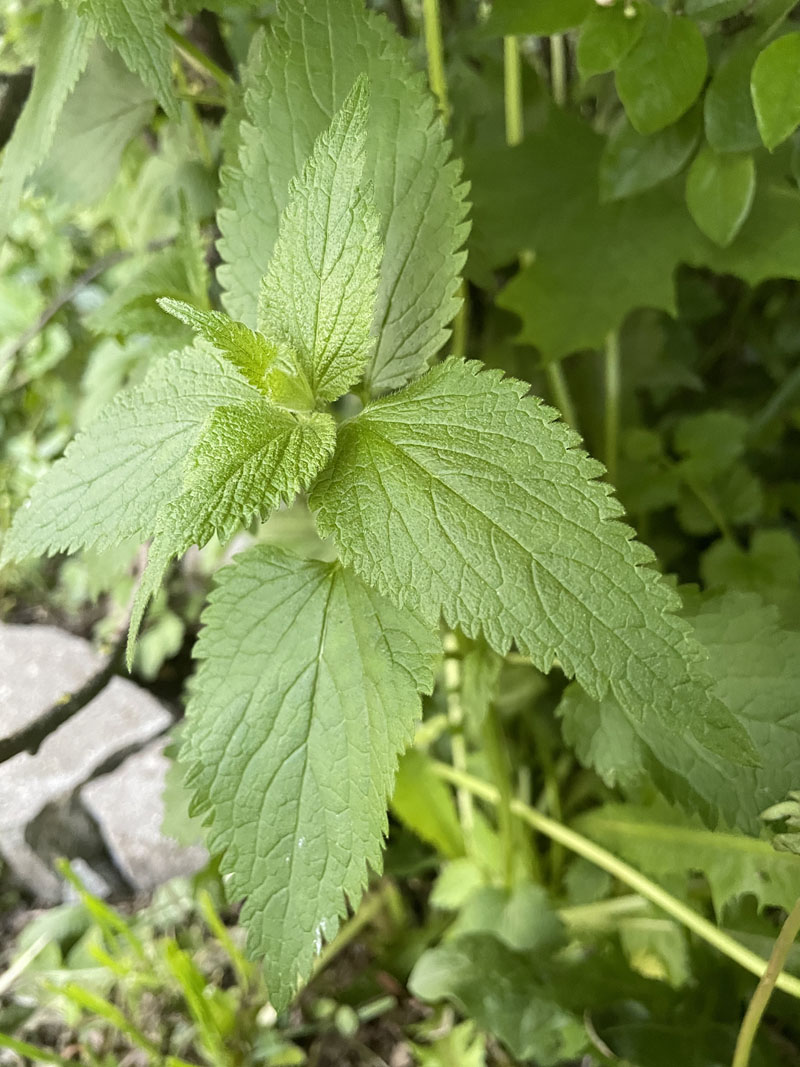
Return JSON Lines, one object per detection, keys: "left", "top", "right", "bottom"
{"left": 0, "top": 623, "right": 207, "bottom": 905}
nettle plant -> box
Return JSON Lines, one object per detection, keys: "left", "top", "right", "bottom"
{"left": 6, "top": 0, "right": 791, "bottom": 1011}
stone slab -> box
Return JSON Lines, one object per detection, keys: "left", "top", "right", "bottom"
{"left": 81, "top": 739, "right": 208, "bottom": 890}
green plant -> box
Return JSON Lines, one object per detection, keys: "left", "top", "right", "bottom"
{"left": 3, "top": 1, "right": 800, "bottom": 1063}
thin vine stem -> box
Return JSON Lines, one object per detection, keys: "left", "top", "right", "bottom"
{"left": 604, "top": 330, "right": 621, "bottom": 485}
{"left": 430, "top": 761, "right": 800, "bottom": 1001}
{"left": 732, "top": 898, "right": 800, "bottom": 1067}
{"left": 421, "top": 0, "right": 450, "bottom": 123}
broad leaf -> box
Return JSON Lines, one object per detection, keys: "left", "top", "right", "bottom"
{"left": 181, "top": 546, "right": 440, "bottom": 1008}
{"left": 127, "top": 399, "right": 336, "bottom": 661}
{"left": 35, "top": 42, "right": 154, "bottom": 206}
{"left": 577, "top": 2, "right": 646, "bottom": 79}
{"left": 410, "top": 933, "right": 586, "bottom": 1065}
{"left": 311, "top": 358, "right": 756, "bottom": 765}
{"left": 0, "top": 4, "right": 92, "bottom": 241}
{"left": 2, "top": 344, "right": 253, "bottom": 563}
{"left": 751, "top": 32, "right": 800, "bottom": 150}
{"left": 704, "top": 42, "right": 762, "bottom": 154}
{"left": 258, "top": 77, "right": 382, "bottom": 402}
{"left": 576, "top": 802, "right": 800, "bottom": 914}
{"left": 560, "top": 592, "right": 800, "bottom": 832}
{"left": 217, "top": 0, "right": 469, "bottom": 393}
{"left": 63, "top": 0, "right": 179, "bottom": 119}
{"left": 470, "top": 110, "right": 800, "bottom": 358}
{"left": 600, "top": 110, "right": 701, "bottom": 202}
{"left": 685, "top": 146, "right": 756, "bottom": 247}
{"left": 484, "top": 0, "right": 593, "bottom": 36}
{"left": 616, "top": 10, "right": 707, "bottom": 135}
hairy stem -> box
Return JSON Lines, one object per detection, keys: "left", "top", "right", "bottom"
{"left": 732, "top": 898, "right": 800, "bottom": 1067}
{"left": 430, "top": 761, "right": 800, "bottom": 1000}
{"left": 604, "top": 330, "right": 621, "bottom": 485}
{"left": 421, "top": 0, "right": 450, "bottom": 122}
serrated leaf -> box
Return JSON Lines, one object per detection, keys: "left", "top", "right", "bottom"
{"left": 157, "top": 299, "right": 291, "bottom": 397}
{"left": 258, "top": 77, "right": 382, "bottom": 402}
{"left": 35, "top": 42, "right": 154, "bottom": 207}
{"left": 217, "top": 0, "right": 469, "bottom": 393}
{"left": 64, "top": 0, "right": 179, "bottom": 119}
{"left": 704, "top": 42, "right": 762, "bottom": 154}
{"left": 560, "top": 591, "right": 800, "bottom": 832}
{"left": 127, "top": 399, "right": 336, "bottom": 662}
{"left": 751, "top": 32, "right": 800, "bottom": 150}
{"left": 160, "top": 402, "right": 336, "bottom": 551}
{"left": 600, "top": 109, "right": 701, "bottom": 202}
{"left": 2, "top": 344, "right": 253, "bottom": 563}
{"left": 576, "top": 801, "right": 800, "bottom": 914}
{"left": 577, "top": 2, "right": 647, "bottom": 79}
{"left": 181, "top": 545, "right": 440, "bottom": 1008}
{"left": 0, "top": 3, "right": 93, "bottom": 241}
{"left": 685, "top": 146, "right": 756, "bottom": 247}
{"left": 616, "top": 11, "right": 708, "bottom": 135}
{"left": 311, "top": 357, "right": 756, "bottom": 766}
{"left": 483, "top": 0, "right": 593, "bottom": 36}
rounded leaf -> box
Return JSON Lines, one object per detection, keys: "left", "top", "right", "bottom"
{"left": 577, "top": 2, "right": 645, "bottom": 79}
{"left": 685, "top": 145, "right": 756, "bottom": 247}
{"left": 751, "top": 32, "right": 800, "bottom": 151}
{"left": 616, "top": 11, "right": 708, "bottom": 135}
{"left": 600, "top": 108, "right": 701, "bottom": 202}
{"left": 484, "top": 0, "right": 593, "bottom": 36}
{"left": 704, "top": 42, "right": 762, "bottom": 153}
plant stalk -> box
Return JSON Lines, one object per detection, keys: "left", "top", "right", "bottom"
{"left": 166, "top": 24, "right": 233, "bottom": 89}
{"left": 430, "top": 761, "right": 800, "bottom": 1000}
{"left": 604, "top": 330, "right": 621, "bottom": 485}
{"left": 421, "top": 0, "right": 450, "bottom": 123}
{"left": 550, "top": 34, "right": 568, "bottom": 107}
{"left": 442, "top": 633, "right": 475, "bottom": 852}
{"left": 545, "top": 362, "right": 579, "bottom": 431}
{"left": 732, "top": 897, "right": 800, "bottom": 1067}
{"left": 504, "top": 36, "right": 524, "bottom": 147}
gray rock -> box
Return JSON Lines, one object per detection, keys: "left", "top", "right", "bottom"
{"left": 0, "top": 624, "right": 172, "bottom": 900}
{"left": 82, "top": 739, "right": 208, "bottom": 890}
{"left": 0, "top": 623, "right": 103, "bottom": 738}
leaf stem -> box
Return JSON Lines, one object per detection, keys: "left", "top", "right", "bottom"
{"left": 442, "top": 633, "right": 475, "bottom": 852}
{"left": 550, "top": 34, "right": 568, "bottom": 108}
{"left": 545, "top": 361, "right": 579, "bottom": 432}
{"left": 732, "top": 897, "right": 800, "bottom": 1067}
{"left": 503, "top": 36, "right": 524, "bottom": 146}
{"left": 429, "top": 761, "right": 800, "bottom": 1000}
{"left": 165, "top": 24, "right": 233, "bottom": 90}
{"left": 421, "top": 0, "right": 450, "bottom": 123}
{"left": 604, "top": 330, "right": 621, "bottom": 485}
